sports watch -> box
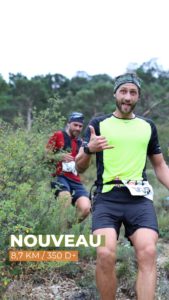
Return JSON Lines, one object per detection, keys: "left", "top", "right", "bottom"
{"left": 82, "top": 142, "right": 94, "bottom": 155}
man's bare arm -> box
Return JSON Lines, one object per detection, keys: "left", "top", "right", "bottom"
{"left": 75, "top": 147, "right": 92, "bottom": 173}
{"left": 149, "top": 153, "right": 169, "bottom": 189}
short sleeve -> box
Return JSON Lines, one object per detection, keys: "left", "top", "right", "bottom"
{"left": 147, "top": 120, "right": 161, "bottom": 155}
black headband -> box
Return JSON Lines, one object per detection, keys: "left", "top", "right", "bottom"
{"left": 114, "top": 73, "right": 141, "bottom": 94}
{"left": 68, "top": 112, "right": 84, "bottom": 124}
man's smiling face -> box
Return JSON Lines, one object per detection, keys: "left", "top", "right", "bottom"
{"left": 114, "top": 83, "right": 139, "bottom": 118}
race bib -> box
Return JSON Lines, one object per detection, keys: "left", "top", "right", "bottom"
{"left": 122, "top": 180, "right": 154, "bottom": 200}
{"left": 62, "top": 161, "right": 77, "bottom": 176}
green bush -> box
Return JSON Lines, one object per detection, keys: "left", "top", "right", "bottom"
{"left": 0, "top": 97, "right": 74, "bottom": 292}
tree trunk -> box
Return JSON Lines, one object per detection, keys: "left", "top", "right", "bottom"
{"left": 27, "top": 106, "right": 33, "bottom": 131}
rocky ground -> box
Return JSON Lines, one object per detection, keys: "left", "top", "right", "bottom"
{"left": 2, "top": 240, "right": 169, "bottom": 300}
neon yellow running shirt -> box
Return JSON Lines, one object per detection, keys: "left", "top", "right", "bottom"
{"left": 85, "top": 114, "right": 161, "bottom": 193}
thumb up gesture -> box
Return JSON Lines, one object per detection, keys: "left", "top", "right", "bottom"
{"left": 88, "top": 125, "right": 114, "bottom": 153}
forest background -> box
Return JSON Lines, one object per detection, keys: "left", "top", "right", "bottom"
{"left": 1, "top": 59, "right": 169, "bottom": 299}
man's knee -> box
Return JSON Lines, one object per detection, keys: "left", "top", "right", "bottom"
{"left": 76, "top": 197, "right": 91, "bottom": 217}
{"left": 81, "top": 204, "right": 91, "bottom": 217}
{"left": 97, "top": 248, "right": 116, "bottom": 270}
{"left": 137, "top": 244, "right": 157, "bottom": 269}
{"left": 58, "top": 191, "right": 72, "bottom": 206}
{"left": 58, "top": 191, "right": 71, "bottom": 198}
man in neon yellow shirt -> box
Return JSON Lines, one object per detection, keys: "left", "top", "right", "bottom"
{"left": 76, "top": 73, "right": 169, "bottom": 300}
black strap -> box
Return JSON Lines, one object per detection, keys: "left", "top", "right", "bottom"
{"left": 105, "top": 180, "right": 123, "bottom": 185}
{"left": 89, "top": 179, "right": 124, "bottom": 201}
{"left": 96, "top": 179, "right": 144, "bottom": 187}
{"left": 95, "top": 179, "right": 123, "bottom": 186}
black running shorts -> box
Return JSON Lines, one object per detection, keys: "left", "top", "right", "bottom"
{"left": 92, "top": 187, "right": 159, "bottom": 239}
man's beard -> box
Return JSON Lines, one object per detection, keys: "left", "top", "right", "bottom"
{"left": 116, "top": 100, "right": 137, "bottom": 115}
{"left": 69, "top": 129, "right": 80, "bottom": 137}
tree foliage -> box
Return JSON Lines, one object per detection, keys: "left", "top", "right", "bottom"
{"left": 0, "top": 60, "right": 169, "bottom": 127}
{"left": 0, "top": 97, "right": 67, "bottom": 255}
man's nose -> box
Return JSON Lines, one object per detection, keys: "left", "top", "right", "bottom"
{"left": 124, "top": 92, "right": 131, "bottom": 101}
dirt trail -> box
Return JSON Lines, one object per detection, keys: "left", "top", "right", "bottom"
{"left": 2, "top": 240, "right": 169, "bottom": 300}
